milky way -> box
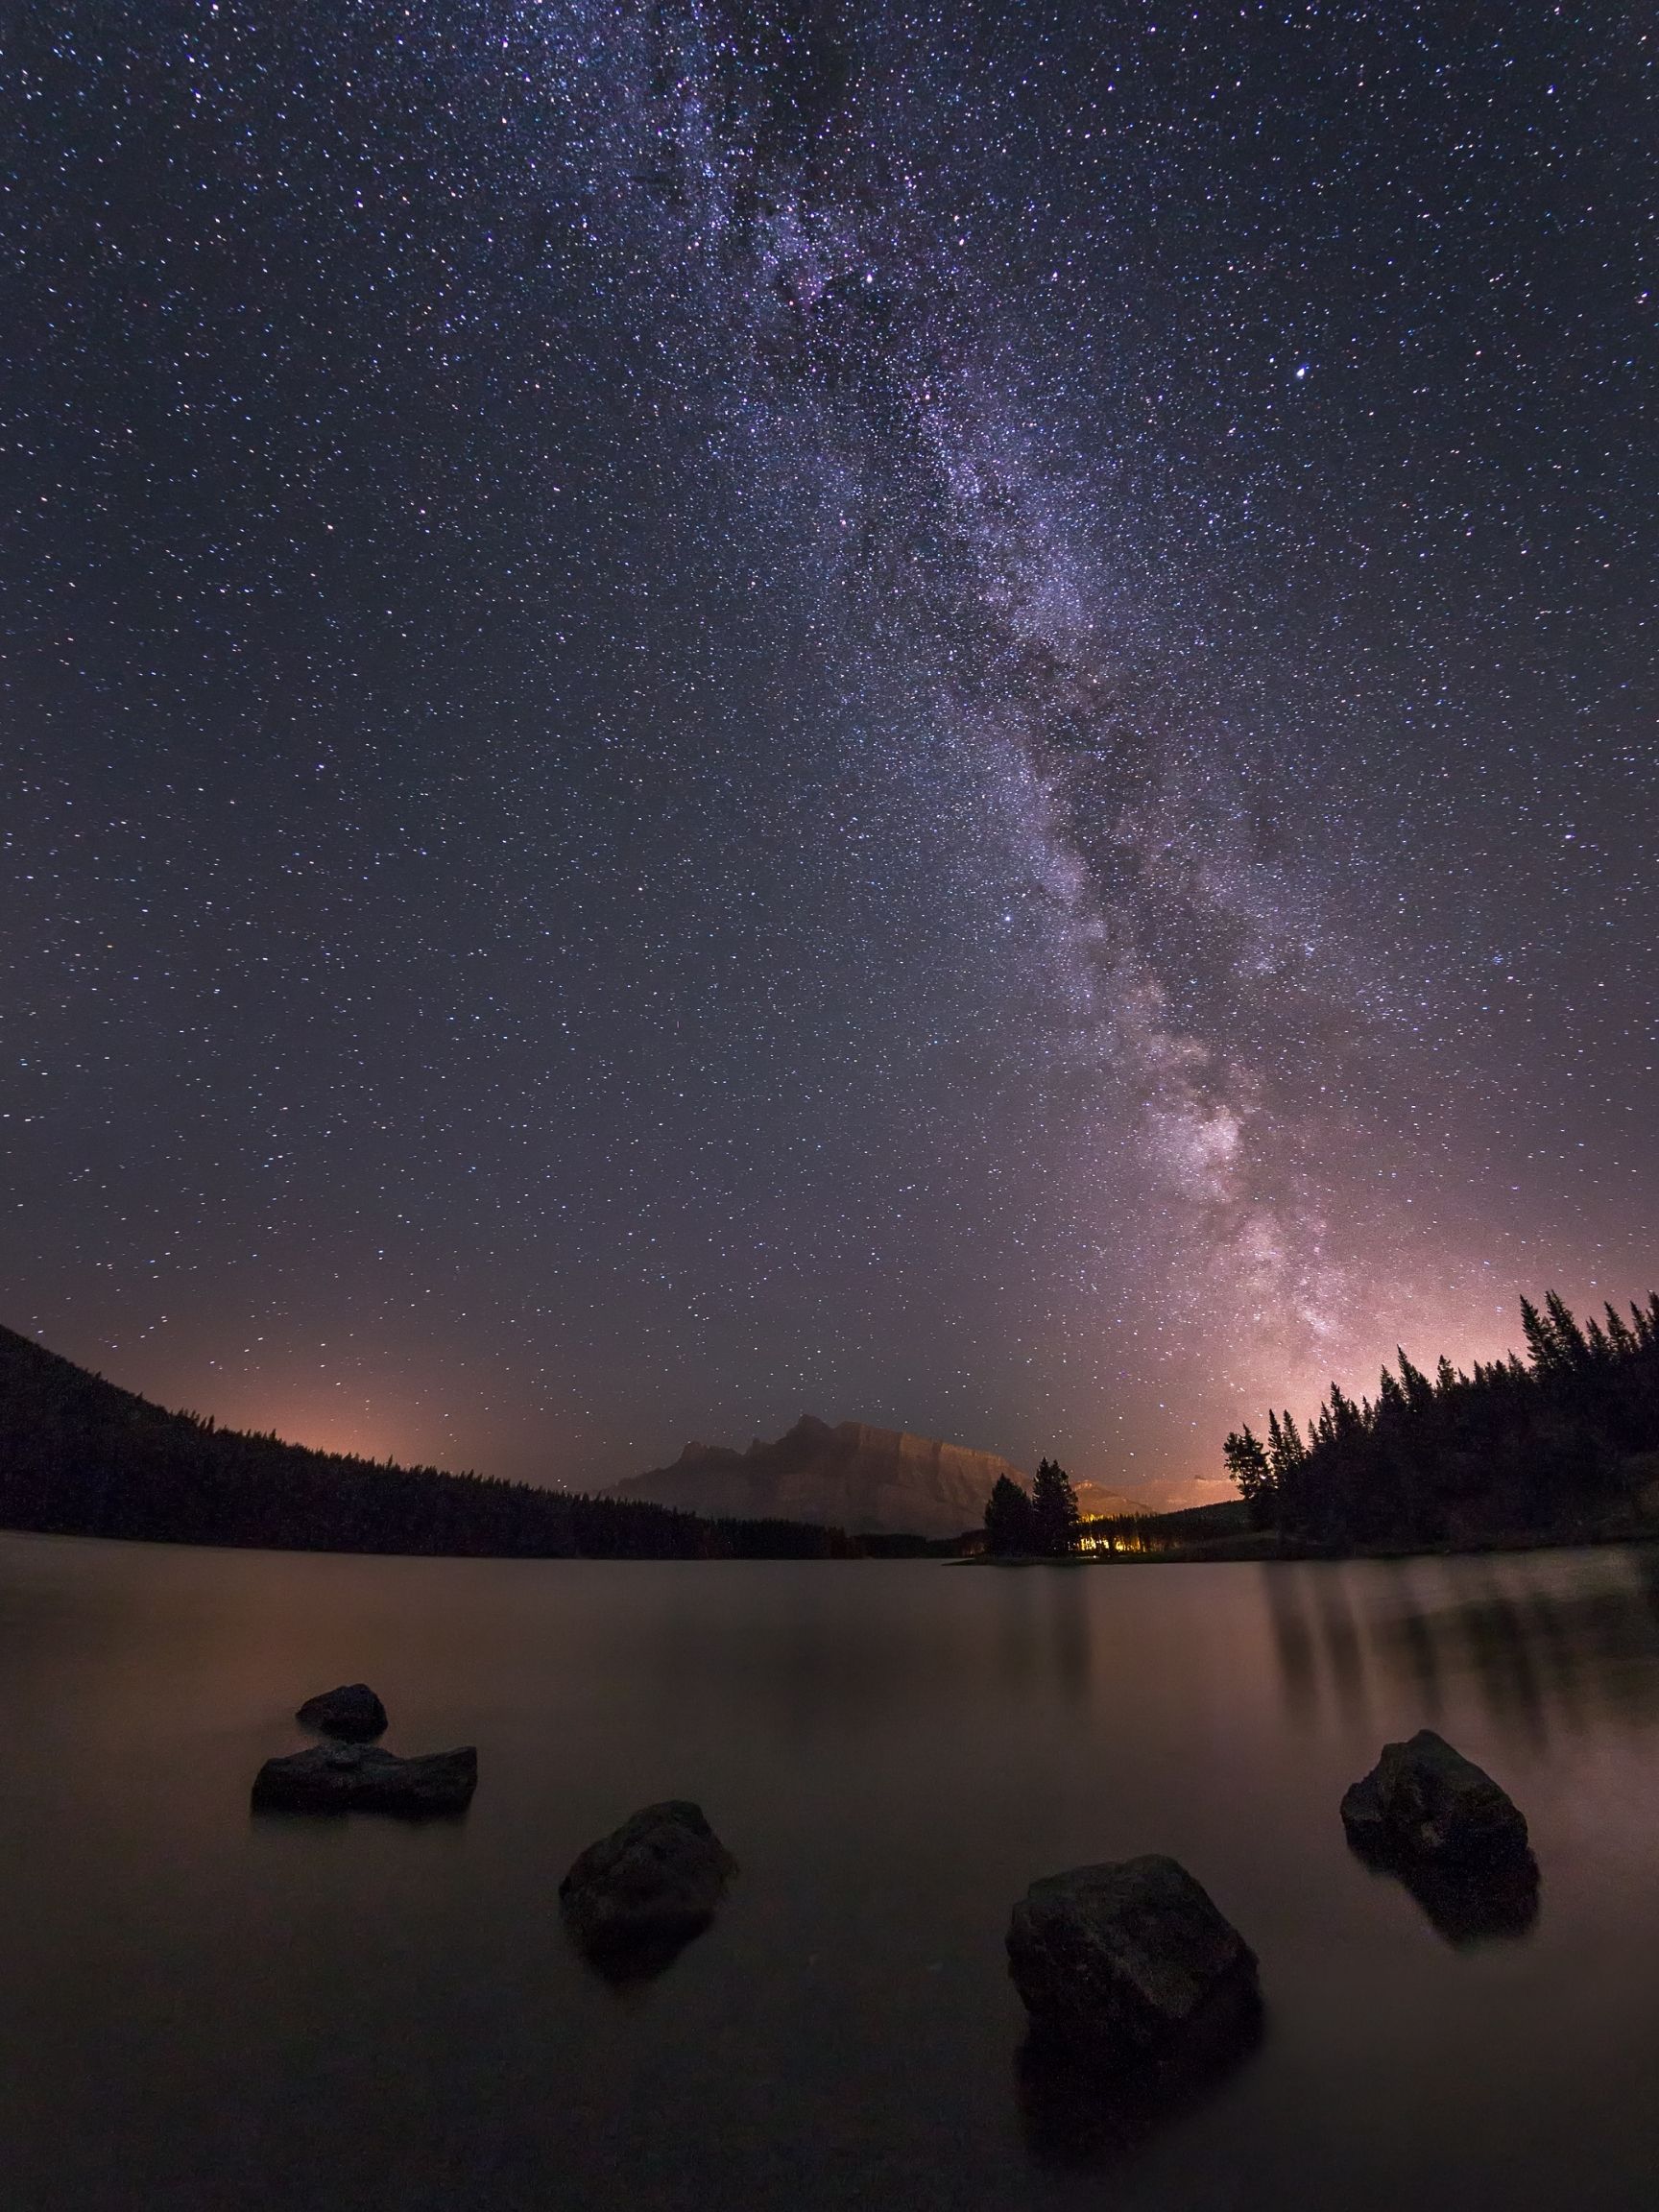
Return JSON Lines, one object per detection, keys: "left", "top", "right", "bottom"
{"left": 4, "top": 4, "right": 1654, "bottom": 1495}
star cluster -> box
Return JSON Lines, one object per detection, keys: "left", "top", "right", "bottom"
{"left": 3, "top": 2, "right": 1653, "bottom": 1497}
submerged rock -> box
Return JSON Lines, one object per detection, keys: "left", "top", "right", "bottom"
{"left": 295, "top": 1683, "right": 389, "bottom": 1741}
{"left": 560, "top": 1801, "right": 737, "bottom": 1969}
{"left": 1340, "top": 1729, "right": 1528, "bottom": 1865}
{"left": 1016, "top": 1997, "right": 1266, "bottom": 2168}
{"left": 1005, "top": 1855, "right": 1259, "bottom": 2066}
{"left": 252, "top": 1742, "right": 476, "bottom": 1815}
{"left": 1378, "top": 1848, "right": 1541, "bottom": 1947}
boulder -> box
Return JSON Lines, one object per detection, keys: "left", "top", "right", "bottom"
{"left": 295, "top": 1682, "right": 388, "bottom": 1741}
{"left": 252, "top": 1742, "right": 476, "bottom": 1815}
{"left": 1005, "top": 1854, "right": 1259, "bottom": 2064}
{"left": 560, "top": 1801, "right": 736, "bottom": 1966}
{"left": 1340, "top": 1730, "right": 1528, "bottom": 1865}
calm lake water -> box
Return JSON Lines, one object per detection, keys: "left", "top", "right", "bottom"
{"left": 4, "top": 1531, "right": 1659, "bottom": 2210}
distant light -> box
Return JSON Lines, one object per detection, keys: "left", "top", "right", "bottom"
{"left": 1294, "top": 364, "right": 1310, "bottom": 380}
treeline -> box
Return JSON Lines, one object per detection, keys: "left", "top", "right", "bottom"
{"left": 0, "top": 1325, "right": 868, "bottom": 1559}
{"left": 1225, "top": 1290, "right": 1659, "bottom": 1549}
{"left": 1081, "top": 1500, "right": 1256, "bottom": 1556}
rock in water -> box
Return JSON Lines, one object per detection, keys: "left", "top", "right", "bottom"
{"left": 252, "top": 1742, "right": 476, "bottom": 1815}
{"left": 295, "top": 1683, "right": 388, "bottom": 1741}
{"left": 560, "top": 1801, "right": 737, "bottom": 1966}
{"left": 1005, "top": 1855, "right": 1259, "bottom": 2064}
{"left": 1340, "top": 1730, "right": 1528, "bottom": 1865}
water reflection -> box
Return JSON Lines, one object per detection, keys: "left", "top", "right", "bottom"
{"left": 10, "top": 1536, "right": 1659, "bottom": 2210}
{"left": 1262, "top": 1547, "right": 1659, "bottom": 1742}
{"left": 1014, "top": 1997, "right": 1265, "bottom": 2171}
{"left": 634, "top": 1560, "right": 1104, "bottom": 1734}
{"left": 1047, "top": 1568, "right": 1093, "bottom": 1706}
{"left": 1343, "top": 1835, "right": 1542, "bottom": 1949}
{"left": 571, "top": 1923, "right": 712, "bottom": 1988}
{"left": 984, "top": 1564, "right": 1097, "bottom": 1706}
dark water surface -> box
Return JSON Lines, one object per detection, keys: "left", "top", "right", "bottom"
{"left": 3, "top": 1533, "right": 1659, "bottom": 2210}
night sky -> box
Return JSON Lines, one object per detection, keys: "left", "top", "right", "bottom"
{"left": 4, "top": 3, "right": 1653, "bottom": 1502}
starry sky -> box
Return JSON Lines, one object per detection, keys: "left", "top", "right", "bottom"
{"left": 4, "top": 2, "right": 1654, "bottom": 1503}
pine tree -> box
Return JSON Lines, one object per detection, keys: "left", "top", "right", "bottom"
{"left": 984, "top": 1474, "right": 1037, "bottom": 1556}
{"left": 1520, "top": 1295, "right": 1553, "bottom": 1370}
{"left": 1031, "top": 1458, "right": 1082, "bottom": 1557}
{"left": 1223, "top": 1426, "right": 1276, "bottom": 1526}
{"left": 1329, "top": 1383, "right": 1363, "bottom": 1437}
{"left": 1546, "top": 1291, "right": 1590, "bottom": 1367}
{"left": 1397, "top": 1350, "right": 1434, "bottom": 1411}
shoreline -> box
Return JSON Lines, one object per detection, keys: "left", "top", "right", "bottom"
{"left": 967, "top": 1524, "right": 1659, "bottom": 1567}
{"left": 4, "top": 1519, "right": 1655, "bottom": 1570}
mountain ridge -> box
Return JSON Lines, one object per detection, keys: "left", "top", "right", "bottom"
{"left": 611, "top": 1413, "right": 1141, "bottom": 1538}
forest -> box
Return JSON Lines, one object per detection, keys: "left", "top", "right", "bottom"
{"left": 0, "top": 1324, "right": 876, "bottom": 1559}
{"left": 1225, "top": 1290, "right": 1659, "bottom": 1549}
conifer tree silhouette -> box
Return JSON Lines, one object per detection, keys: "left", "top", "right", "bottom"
{"left": 983, "top": 1473, "right": 1037, "bottom": 1555}
{"left": 1031, "top": 1458, "right": 1081, "bottom": 1557}
{"left": 1223, "top": 1288, "right": 1659, "bottom": 1549}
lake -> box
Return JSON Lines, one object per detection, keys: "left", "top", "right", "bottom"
{"left": 2, "top": 1530, "right": 1658, "bottom": 2210}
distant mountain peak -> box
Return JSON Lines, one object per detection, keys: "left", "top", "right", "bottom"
{"left": 612, "top": 1415, "right": 1142, "bottom": 1540}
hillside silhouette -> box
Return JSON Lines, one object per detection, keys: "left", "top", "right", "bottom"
{"left": 0, "top": 1325, "right": 866, "bottom": 1559}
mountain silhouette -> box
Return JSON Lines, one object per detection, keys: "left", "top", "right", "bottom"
{"left": 612, "top": 1415, "right": 1140, "bottom": 1539}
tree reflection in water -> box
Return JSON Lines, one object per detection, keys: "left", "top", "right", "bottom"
{"left": 1262, "top": 1548, "right": 1659, "bottom": 1746}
